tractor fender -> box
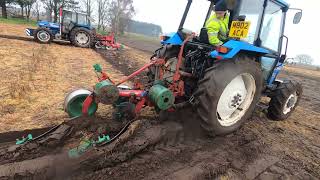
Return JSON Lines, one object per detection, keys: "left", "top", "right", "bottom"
{"left": 161, "top": 32, "right": 183, "bottom": 45}
{"left": 210, "top": 40, "right": 269, "bottom": 60}
{"left": 73, "top": 24, "right": 93, "bottom": 30}
{"left": 37, "top": 21, "right": 60, "bottom": 29}
{"left": 36, "top": 21, "right": 60, "bottom": 36}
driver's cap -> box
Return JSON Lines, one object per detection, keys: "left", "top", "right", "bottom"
{"left": 215, "top": 1, "right": 228, "bottom": 11}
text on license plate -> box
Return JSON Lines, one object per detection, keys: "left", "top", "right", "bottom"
{"left": 228, "top": 21, "right": 251, "bottom": 39}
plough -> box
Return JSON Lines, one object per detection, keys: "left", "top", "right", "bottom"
{"left": 95, "top": 32, "right": 124, "bottom": 50}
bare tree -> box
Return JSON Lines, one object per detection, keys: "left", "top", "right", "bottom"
{"left": 0, "top": 1, "right": 6, "bottom": 18}
{"left": 15, "top": 0, "right": 25, "bottom": 17}
{"left": 295, "top": 54, "right": 314, "bottom": 65}
{"left": 97, "top": 0, "right": 109, "bottom": 30}
{"left": 33, "top": 0, "right": 42, "bottom": 21}
{"left": 107, "top": 0, "right": 135, "bottom": 35}
{"left": 41, "top": 0, "right": 79, "bottom": 22}
{"left": 52, "top": 0, "right": 60, "bottom": 22}
{"left": 25, "top": 0, "right": 36, "bottom": 19}
{"left": 41, "top": 0, "right": 53, "bottom": 21}
{"left": 0, "top": 0, "right": 14, "bottom": 18}
{"left": 81, "top": 0, "right": 93, "bottom": 17}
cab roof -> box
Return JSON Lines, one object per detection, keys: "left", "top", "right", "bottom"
{"left": 210, "top": 0, "right": 290, "bottom": 8}
{"left": 63, "top": 9, "right": 88, "bottom": 16}
{"left": 275, "top": 0, "right": 289, "bottom": 8}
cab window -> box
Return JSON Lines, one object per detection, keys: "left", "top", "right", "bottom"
{"left": 260, "top": 1, "right": 284, "bottom": 51}
{"left": 63, "top": 11, "right": 72, "bottom": 24}
{"left": 183, "top": 0, "right": 211, "bottom": 34}
{"left": 78, "top": 14, "right": 88, "bottom": 25}
{"left": 237, "top": 0, "right": 264, "bottom": 43}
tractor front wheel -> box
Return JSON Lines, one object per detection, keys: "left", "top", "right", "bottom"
{"left": 194, "top": 55, "right": 263, "bottom": 136}
{"left": 34, "top": 28, "right": 53, "bottom": 44}
{"left": 70, "top": 27, "right": 94, "bottom": 48}
{"left": 267, "top": 80, "right": 302, "bottom": 120}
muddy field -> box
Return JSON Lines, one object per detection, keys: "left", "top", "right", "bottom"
{"left": 0, "top": 23, "right": 319, "bottom": 180}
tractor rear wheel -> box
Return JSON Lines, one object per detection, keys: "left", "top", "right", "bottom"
{"left": 267, "top": 80, "right": 302, "bottom": 120}
{"left": 70, "top": 27, "right": 94, "bottom": 48}
{"left": 34, "top": 27, "right": 53, "bottom": 44}
{"left": 194, "top": 55, "right": 263, "bottom": 136}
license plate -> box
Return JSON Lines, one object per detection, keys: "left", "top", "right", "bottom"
{"left": 228, "top": 21, "right": 251, "bottom": 39}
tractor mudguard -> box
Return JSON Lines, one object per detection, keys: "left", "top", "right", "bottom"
{"left": 36, "top": 21, "right": 60, "bottom": 36}
{"left": 37, "top": 21, "right": 60, "bottom": 29}
{"left": 210, "top": 40, "right": 269, "bottom": 60}
{"left": 161, "top": 32, "right": 183, "bottom": 45}
{"left": 75, "top": 24, "right": 94, "bottom": 30}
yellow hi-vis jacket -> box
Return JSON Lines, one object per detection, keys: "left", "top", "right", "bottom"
{"left": 205, "top": 12, "right": 230, "bottom": 45}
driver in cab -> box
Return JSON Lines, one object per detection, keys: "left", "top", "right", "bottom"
{"left": 205, "top": 1, "right": 229, "bottom": 46}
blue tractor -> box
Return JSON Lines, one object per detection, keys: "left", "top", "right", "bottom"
{"left": 149, "top": 0, "right": 304, "bottom": 135}
{"left": 64, "top": 0, "right": 304, "bottom": 137}
{"left": 26, "top": 7, "right": 96, "bottom": 48}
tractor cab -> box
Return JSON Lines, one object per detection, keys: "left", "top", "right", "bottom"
{"left": 161, "top": 0, "right": 302, "bottom": 84}
{"left": 61, "top": 9, "right": 94, "bottom": 34}
{"left": 231, "top": 0, "right": 302, "bottom": 84}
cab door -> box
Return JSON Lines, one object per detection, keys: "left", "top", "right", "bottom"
{"left": 62, "top": 10, "right": 77, "bottom": 33}
{"left": 259, "top": 0, "right": 287, "bottom": 84}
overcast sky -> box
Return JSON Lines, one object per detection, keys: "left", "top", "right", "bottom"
{"left": 132, "top": 0, "right": 320, "bottom": 65}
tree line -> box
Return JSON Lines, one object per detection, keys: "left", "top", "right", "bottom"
{"left": 1, "top": 0, "right": 36, "bottom": 20}
{"left": 127, "top": 20, "right": 163, "bottom": 37}
{"left": 1, "top": 0, "right": 163, "bottom": 37}
{"left": 1, "top": 0, "right": 135, "bottom": 35}
{"left": 97, "top": 0, "right": 134, "bottom": 35}
{"left": 1, "top": 0, "right": 79, "bottom": 21}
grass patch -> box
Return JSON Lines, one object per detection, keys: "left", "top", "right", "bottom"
{"left": 97, "top": 29, "right": 110, "bottom": 35}
{"left": 96, "top": 30, "right": 160, "bottom": 46}
{"left": 123, "top": 32, "right": 159, "bottom": 44}
{"left": 0, "top": 17, "right": 37, "bottom": 26}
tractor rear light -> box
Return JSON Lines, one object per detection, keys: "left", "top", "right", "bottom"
{"left": 216, "top": 46, "right": 229, "bottom": 54}
{"left": 216, "top": 56, "right": 223, "bottom": 60}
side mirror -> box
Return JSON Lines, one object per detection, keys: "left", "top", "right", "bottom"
{"left": 279, "top": 54, "right": 287, "bottom": 63}
{"left": 293, "top": 11, "right": 302, "bottom": 24}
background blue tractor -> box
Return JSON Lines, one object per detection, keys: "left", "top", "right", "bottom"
{"left": 25, "top": 7, "right": 96, "bottom": 48}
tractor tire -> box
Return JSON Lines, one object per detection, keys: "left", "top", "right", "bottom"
{"left": 194, "top": 55, "right": 263, "bottom": 136}
{"left": 34, "top": 27, "right": 53, "bottom": 44}
{"left": 267, "top": 80, "right": 302, "bottom": 120}
{"left": 70, "top": 27, "right": 94, "bottom": 48}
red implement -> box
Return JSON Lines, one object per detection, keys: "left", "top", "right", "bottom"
{"left": 95, "top": 32, "right": 122, "bottom": 50}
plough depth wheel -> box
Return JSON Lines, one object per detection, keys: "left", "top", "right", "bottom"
{"left": 64, "top": 89, "right": 98, "bottom": 117}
